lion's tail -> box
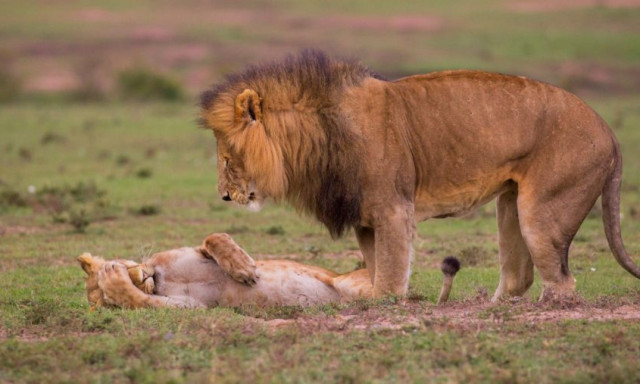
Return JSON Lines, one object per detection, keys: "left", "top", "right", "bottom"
{"left": 437, "top": 256, "right": 461, "bottom": 305}
{"left": 602, "top": 142, "right": 640, "bottom": 279}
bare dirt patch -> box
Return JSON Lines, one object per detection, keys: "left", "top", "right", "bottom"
{"left": 253, "top": 298, "right": 640, "bottom": 334}
{"left": 0, "top": 224, "right": 43, "bottom": 237}
{"left": 314, "top": 15, "right": 444, "bottom": 33}
{"left": 75, "top": 9, "right": 120, "bottom": 23}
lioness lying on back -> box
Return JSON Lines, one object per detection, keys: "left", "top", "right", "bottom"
{"left": 78, "top": 233, "right": 459, "bottom": 309}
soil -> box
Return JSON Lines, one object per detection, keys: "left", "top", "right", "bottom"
{"left": 256, "top": 298, "right": 640, "bottom": 334}
{"left": 0, "top": 224, "right": 43, "bottom": 237}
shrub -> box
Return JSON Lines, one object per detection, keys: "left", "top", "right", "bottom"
{"left": 458, "top": 246, "right": 493, "bottom": 267}
{"left": 0, "top": 57, "right": 21, "bottom": 102}
{"left": 0, "top": 187, "right": 28, "bottom": 211}
{"left": 135, "top": 168, "right": 153, "bottom": 178}
{"left": 265, "top": 225, "right": 286, "bottom": 235}
{"left": 69, "top": 208, "right": 91, "bottom": 233}
{"left": 132, "top": 204, "right": 160, "bottom": 216}
{"left": 117, "top": 68, "right": 184, "bottom": 101}
{"left": 69, "top": 58, "right": 107, "bottom": 102}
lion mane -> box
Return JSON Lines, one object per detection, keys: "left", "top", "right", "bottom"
{"left": 201, "top": 51, "right": 379, "bottom": 237}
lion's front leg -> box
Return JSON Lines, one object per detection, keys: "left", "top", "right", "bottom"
{"left": 371, "top": 204, "right": 416, "bottom": 297}
{"left": 355, "top": 226, "right": 376, "bottom": 284}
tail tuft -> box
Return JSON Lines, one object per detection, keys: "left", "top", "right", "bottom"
{"left": 441, "top": 256, "right": 461, "bottom": 277}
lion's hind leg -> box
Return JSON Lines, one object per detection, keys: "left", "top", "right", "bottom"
{"left": 516, "top": 177, "right": 604, "bottom": 301}
{"left": 492, "top": 188, "right": 534, "bottom": 301}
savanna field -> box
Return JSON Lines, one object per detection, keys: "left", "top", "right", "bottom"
{"left": 1, "top": 0, "right": 640, "bottom": 382}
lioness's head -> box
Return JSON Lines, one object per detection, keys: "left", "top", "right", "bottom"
{"left": 77, "top": 253, "right": 155, "bottom": 309}
{"left": 203, "top": 87, "right": 288, "bottom": 212}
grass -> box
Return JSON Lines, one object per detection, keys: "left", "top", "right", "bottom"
{"left": 1, "top": 96, "right": 639, "bottom": 384}
{"left": 1, "top": 0, "right": 640, "bottom": 382}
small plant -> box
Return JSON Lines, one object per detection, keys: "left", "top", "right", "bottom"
{"left": 116, "top": 155, "right": 131, "bottom": 166}
{"left": 70, "top": 58, "right": 107, "bottom": 102}
{"left": 0, "top": 56, "right": 21, "bottom": 102}
{"left": 23, "top": 299, "right": 58, "bottom": 326}
{"left": 26, "top": 182, "right": 117, "bottom": 229}
{"left": 69, "top": 208, "right": 91, "bottom": 233}
{"left": 0, "top": 187, "right": 28, "bottom": 210}
{"left": 458, "top": 246, "right": 493, "bottom": 267}
{"left": 133, "top": 204, "right": 161, "bottom": 216}
{"left": 40, "top": 132, "right": 67, "bottom": 145}
{"left": 135, "top": 168, "right": 153, "bottom": 178}
{"left": 117, "top": 68, "right": 184, "bottom": 101}
{"left": 265, "top": 225, "right": 286, "bottom": 235}
{"left": 37, "top": 181, "right": 105, "bottom": 209}
{"left": 305, "top": 245, "right": 322, "bottom": 257}
{"left": 18, "top": 148, "right": 32, "bottom": 161}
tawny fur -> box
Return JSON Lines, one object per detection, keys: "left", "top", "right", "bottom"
{"left": 200, "top": 50, "right": 640, "bottom": 301}
{"left": 78, "top": 233, "right": 374, "bottom": 309}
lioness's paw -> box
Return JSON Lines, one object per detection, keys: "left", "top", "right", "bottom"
{"left": 222, "top": 257, "right": 258, "bottom": 286}
{"left": 202, "top": 233, "right": 259, "bottom": 286}
{"left": 97, "top": 262, "right": 142, "bottom": 306}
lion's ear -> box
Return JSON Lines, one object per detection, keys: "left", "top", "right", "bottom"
{"left": 234, "top": 89, "right": 262, "bottom": 123}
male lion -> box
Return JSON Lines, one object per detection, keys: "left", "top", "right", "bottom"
{"left": 78, "top": 233, "right": 459, "bottom": 309}
{"left": 200, "top": 50, "right": 640, "bottom": 301}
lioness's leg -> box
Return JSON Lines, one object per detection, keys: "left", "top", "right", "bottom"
{"left": 355, "top": 226, "right": 376, "bottom": 284}
{"left": 492, "top": 189, "right": 534, "bottom": 301}
{"left": 200, "top": 233, "right": 257, "bottom": 285}
{"left": 371, "top": 204, "right": 415, "bottom": 297}
{"left": 98, "top": 262, "right": 203, "bottom": 309}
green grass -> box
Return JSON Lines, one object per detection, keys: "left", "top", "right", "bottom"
{"left": 2, "top": 0, "right": 640, "bottom": 382}
{"left": 1, "top": 96, "right": 640, "bottom": 384}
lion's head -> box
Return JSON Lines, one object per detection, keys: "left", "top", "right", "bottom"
{"left": 210, "top": 88, "right": 286, "bottom": 212}
{"left": 201, "top": 51, "right": 375, "bottom": 237}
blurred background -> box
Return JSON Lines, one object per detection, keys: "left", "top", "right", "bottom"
{"left": 2, "top": 0, "right": 639, "bottom": 103}
{"left": 1, "top": 0, "right": 639, "bottom": 267}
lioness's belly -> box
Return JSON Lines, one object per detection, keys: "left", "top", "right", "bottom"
{"left": 216, "top": 261, "right": 341, "bottom": 307}
{"left": 149, "top": 248, "right": 227, "bottom": 306}
{"left": 149, "top": 249, "right": 341, "bottom": 307}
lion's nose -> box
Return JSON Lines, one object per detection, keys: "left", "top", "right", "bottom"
{"left": 222, "top": 192, "right": 231, "bottom": 201}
